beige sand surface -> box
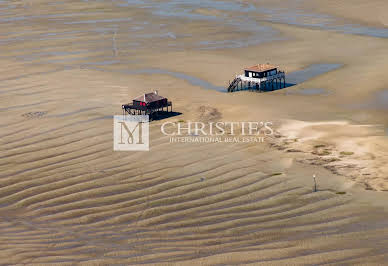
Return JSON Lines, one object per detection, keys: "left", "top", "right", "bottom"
{"left": 0, "top": 0, "right": 388, "bottom": 264}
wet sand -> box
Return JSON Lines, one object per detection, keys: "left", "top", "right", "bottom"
{"left": 1, "top": 0, "right": 388, "bottom": 264}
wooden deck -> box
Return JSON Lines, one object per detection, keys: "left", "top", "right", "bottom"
{"left": 122, "top": 101, "right": 172, "bottom": 116}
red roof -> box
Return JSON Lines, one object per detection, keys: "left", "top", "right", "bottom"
{"left": 244, "top": 64, "right": 277, "bottom": 72}
{"left": 133, "top": 91, "right": 166, "bottom": 103}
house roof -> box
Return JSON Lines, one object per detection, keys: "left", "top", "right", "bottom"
{"left": 133, "top": 92, "right": 166, "bottom": 103}
{"left": 244, "top": 64, "right": 277, "bottom": 72}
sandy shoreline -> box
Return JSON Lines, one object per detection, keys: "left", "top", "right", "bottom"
{"left": 1, "top": 0, "right": 388, "bottom": 264}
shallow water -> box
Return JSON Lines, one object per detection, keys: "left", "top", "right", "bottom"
{"left": 286, "top": 63, "right": 342, "bottom": 85}
{"left": 286, "top": 88, "right": 330, "bottom": 96}
{"left": 129, "top": 69, "right": 225, "bottom": 91}
{"left": 0, "top": 0, "right": 379, "bottom": 96}
{"left": 347, "top": 89, "right": 388, "bottom": 110}
{"left": 112, "top": 0, "right": 388, "bottom": 39}
{"left": 375, "top": 90, "right": 388, "bottom": 109}
{"left": 85, "top": 66, "right": 225, "bottom": 91}
{"left": 85, "top": 63, "right": 341, "bottom": 93}
{"left": 0, "top": 0, "right": 385, "bottom": 73}
{"left": 252, "top": 6, "right": 388, "bottom": 38}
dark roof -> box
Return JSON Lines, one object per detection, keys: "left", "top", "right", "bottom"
{"left": 133, "top": 91, "right": 166, "bottom": 103}
{"left": 244, "top": 64, "right": 277, "bottom": 72}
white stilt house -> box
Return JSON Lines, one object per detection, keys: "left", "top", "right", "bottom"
{"left": 228, "top": 64, "right": 286, "bottom": 92}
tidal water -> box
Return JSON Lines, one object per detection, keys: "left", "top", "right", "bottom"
{"left": 348, "top": 89, "right": 388, "bottom": 110}
{"left": 113, "top": 0, "right": 388, "bottom": 38}
{"left": 1, "top": 0, "right": 387, "bottom": 56}
{"left": 0, "top": 0, "right": 385, "bottom": 91}
{"left": 286, "top": 63, "right": 342, "bottom": 86}
{"left": 84, "top": 63, "right": 342, "bottom": 93}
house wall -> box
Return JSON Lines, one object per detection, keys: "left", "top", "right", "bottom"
{"left": 133, "top": 100, "right": 143, "bottom": 106}
{"left": 133, "top": 99, "right": 168, "bottom": 108}
{"left": 245, "top": 68, "right": 277, "bottom": 78}
{"left": 148, "top": 99, "right": 168, "bottom": 108}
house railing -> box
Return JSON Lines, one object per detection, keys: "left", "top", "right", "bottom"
{"left": 238, "top": 70, "right": 285, "bottom": 83}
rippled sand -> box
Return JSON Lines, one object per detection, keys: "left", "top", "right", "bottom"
{"left": 1, "top": 0, "right": 388, "bottom": 264}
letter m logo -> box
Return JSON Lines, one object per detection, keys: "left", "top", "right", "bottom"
{"left": 114, "top": 115, "right": 149, "bottom": 151}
